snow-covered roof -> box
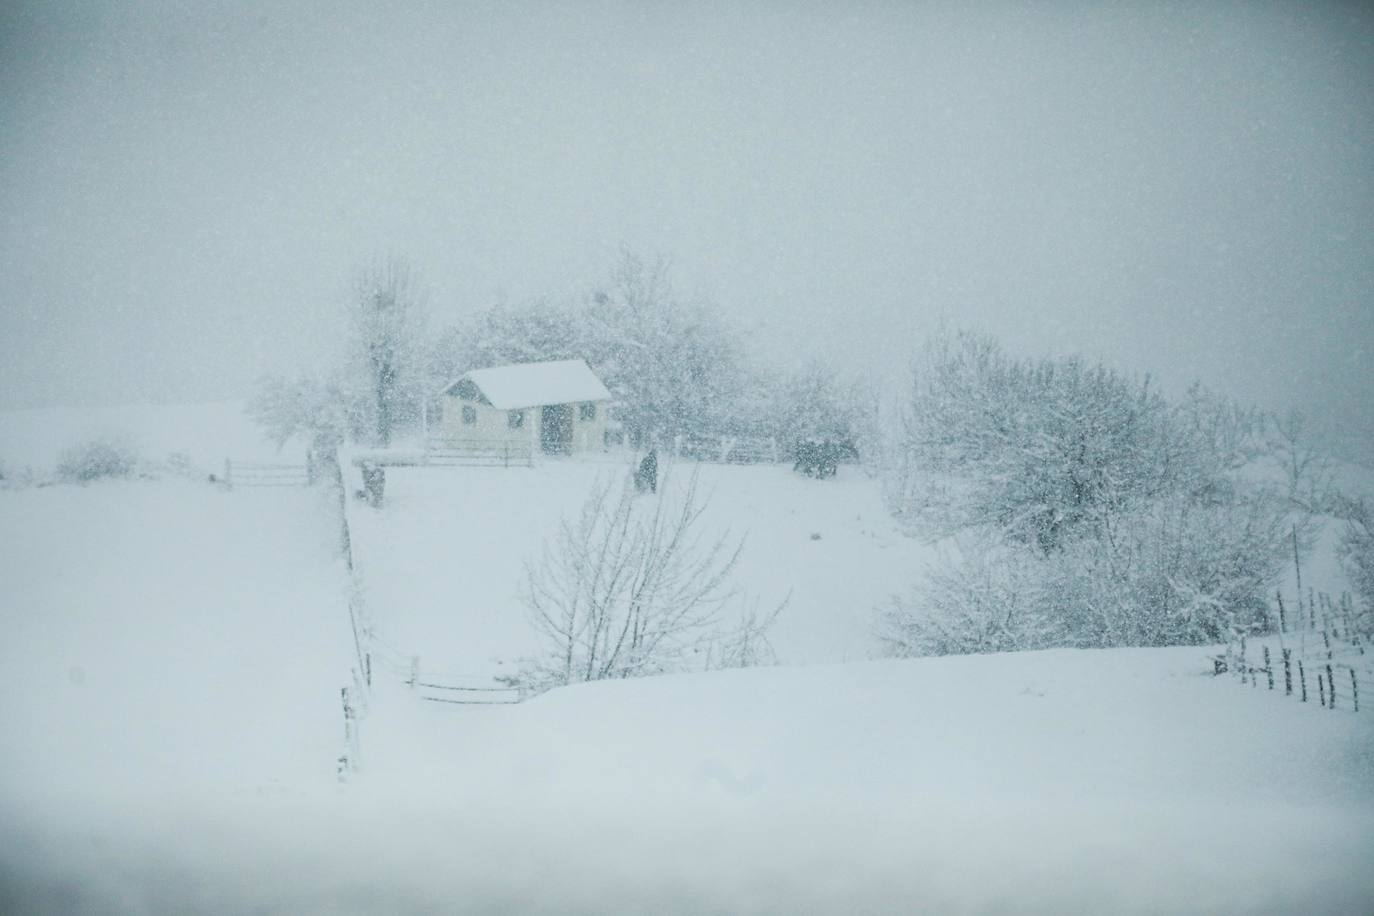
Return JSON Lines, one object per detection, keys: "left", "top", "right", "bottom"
{"left": 441, "top": 359, "right": 612, "bottom": 410}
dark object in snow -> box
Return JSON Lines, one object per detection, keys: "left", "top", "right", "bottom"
{"left": 362, "top": 464, "right": 386, "bottom": 507}
{"left": 792, "top": 439, "right": 839, "bottom": 479}
{"left": 810, "top": 532, "right": 822, "bottom": 541}
{"left": 634, "top": 449, "right": 658, "bottom": 494}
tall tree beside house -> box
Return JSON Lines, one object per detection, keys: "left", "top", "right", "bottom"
{"left": 347, "top": 257, "right": 429, "bottom": 447}
{"left": 249, "top": 256, "right": 429, "bottom": 452}
{"left": 583, "top": 249, "right": 747, "bottom": 445}
{"left": 429, "top": 299, "right": 582, "bottom": 387}
{"left": 427, "top": 249, "right": 752, "bottom": 445}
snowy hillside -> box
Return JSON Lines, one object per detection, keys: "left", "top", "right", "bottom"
{"left": 347, "top": 458, "right": 935, "bottom": 681}
{"left": 1, "top": 404, "right": 1371, "bottom": 913}
{"left": 0, "top": 480, "right": 353, "bottom": 802}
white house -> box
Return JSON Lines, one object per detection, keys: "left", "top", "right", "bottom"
{"left": 436, "top": 359, "right": 613, "bottom": 456}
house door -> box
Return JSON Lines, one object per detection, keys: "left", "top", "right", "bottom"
{"left": 540, "top": 404, "right": 573, "bottom": 454}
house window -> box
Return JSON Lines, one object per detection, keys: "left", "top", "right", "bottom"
{"left": 579, "top": 402, "right": 597, "bottom": 421}
{"left": 462, "top": 406, "right": 477, "bottom": 426}
{"left": 508, "top": 410, "right": 525, "bottom": 430}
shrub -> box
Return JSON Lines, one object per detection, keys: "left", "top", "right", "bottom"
{"left": 1335, "top": 495, "right": 1374, "bottom": 629}
{"left": 878, "top": 330, "right": 1292, "bottom": 657}
{"left": 56, "top": 437, "right": 141, "bottom": 483}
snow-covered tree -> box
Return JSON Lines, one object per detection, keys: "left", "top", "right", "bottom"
{"left": 876, "top": 536, "right": 1063, "bottom": 657}
{"left": 1335, "top": 495, "right": 1374, "bottom": 628}
{"left": 246, "top": 371, "right": 351, "bottom": 451}
{"left": 346, "top": 257, "right": 429, "bottom": 447}
{"left": 429, "top": 298, "right": 583, "bottom": 384}
{"left": 888, "top": 330, "right": 1190, "bottom": 553}
{"left": 249, "top": 256, "right": 429, "bottom": 452}
{"left": 878, "top": 329, "right": 1292, "bottom": 656}
{"left": 583, "top": 250, "right": 748, "bottom": 444}
{"left": 428, "top": 249, "right": 754, "bottom": 445}
{"left": 766, "top": 358, "right": 869, "bottom": 460}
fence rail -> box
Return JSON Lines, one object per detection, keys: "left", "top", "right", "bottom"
{"left": 223, "top": 459, "right": 311, "bottom": 488}
{"left": 673, "top": 435, "right": 781, "bottom": 464}
{"left": 424, "top": 439, "right": 534, "bottom": 468}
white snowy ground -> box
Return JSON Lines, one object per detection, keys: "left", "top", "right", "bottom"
{"left": 2, "top": 404, "right": 1372, "bottom": 913}
{"left": 346, "top": 457, "right": 932, "bottom": 681}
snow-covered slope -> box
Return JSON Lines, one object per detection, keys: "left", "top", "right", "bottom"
{"left": 2, "top": 403, "right": 1371, "bottom": 913}
{"left": 347, "top": 459, "right": 935, "bottom": 680}
{"left": 0, "top": 480, "right": 353, "bottom": 804}
{"left": 4, "top": 640, "right": 1371, "bottom": 914}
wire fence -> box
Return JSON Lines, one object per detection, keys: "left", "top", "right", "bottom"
{"left": 1216, "top": 590, "right": 1369, "bottom": 713}
{"left": 363, "top": 627, "right": 524, "bottom": 705}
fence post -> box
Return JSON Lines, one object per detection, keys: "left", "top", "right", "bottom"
{"left": 1318, "top": 670, "right": 1327, "bottom": 708}
{"left": 1263, "top": 647, "right": 1273, "bottom": 690}
{"left": 1326, "top": 664, "right": 1336, "bottom": 709}
{"left": 1276, "top": 591, "right": 1287, "bottom": 633}
{"left": 1352, "top": 669, "right": 1360, "bottom": 713}
{"left": 1283, "top": 648, "right": 1292, "bottom": 696}
{"left": 340, "top": 686, "right": 358, "bottom": 777}
{"left": 1299, "top": 661, "right": 1307, "bottom": 702}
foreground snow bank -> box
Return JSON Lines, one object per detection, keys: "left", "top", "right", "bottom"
{"left": 0, "top": 481, "right": 353, "bottom": 800}
{"left": 6, "top": 633, "right": 1369, "bottom": 913}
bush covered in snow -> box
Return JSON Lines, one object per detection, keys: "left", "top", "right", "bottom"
{"left": 878, "top": 330, "right": 1297, "bottom": 656}
{"left": 1335, "top": 495, "right": 1374, "bottom": 629}
{"left": 55, "top": 437, "right": 142, "bottom": 483}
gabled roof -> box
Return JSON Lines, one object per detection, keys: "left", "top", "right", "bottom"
{"left": 441, "top": 359, "right": 612, "bottom": 410}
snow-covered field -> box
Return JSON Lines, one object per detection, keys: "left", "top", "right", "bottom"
{"left": 0, "top": 402, "right": 297, "bottom": 477}
{"left": 347, "top": 457, "right": 934, "bottom": 681}
{"left": 2, "top": 403, "right": 1372, "bottom": 914}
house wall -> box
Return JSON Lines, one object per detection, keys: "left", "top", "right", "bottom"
{"left": 439, "top": 393, "right": 610, "bottom": 454}
{"left": 439, "top": 395, "right": 539, "bottom": 449}
{"left": 567, "top": 401, "right": 609, "bottom": 453}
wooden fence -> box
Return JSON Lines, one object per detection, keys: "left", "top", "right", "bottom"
{"left": 673, "top": 435, "right": 780, "bottom": 464}
{"left": 1217, "top": 591, "right": 1369, "bottom": 713}
{"left": 424, "top": 438, "right": 534, "bottom": 468}
{"left": 223, "top": 459, "right": 311, "bottom": 488}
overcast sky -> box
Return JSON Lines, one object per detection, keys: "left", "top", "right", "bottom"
{"left": 2, "top": 1, "right": 1371, "bottom": 454}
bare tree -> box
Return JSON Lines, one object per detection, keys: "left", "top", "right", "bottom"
{"left": 512, "top": 469, "right": 770, "bottom": 694}
{"left": 1267, "top": 408, "right": 1334, "bottom": 514}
